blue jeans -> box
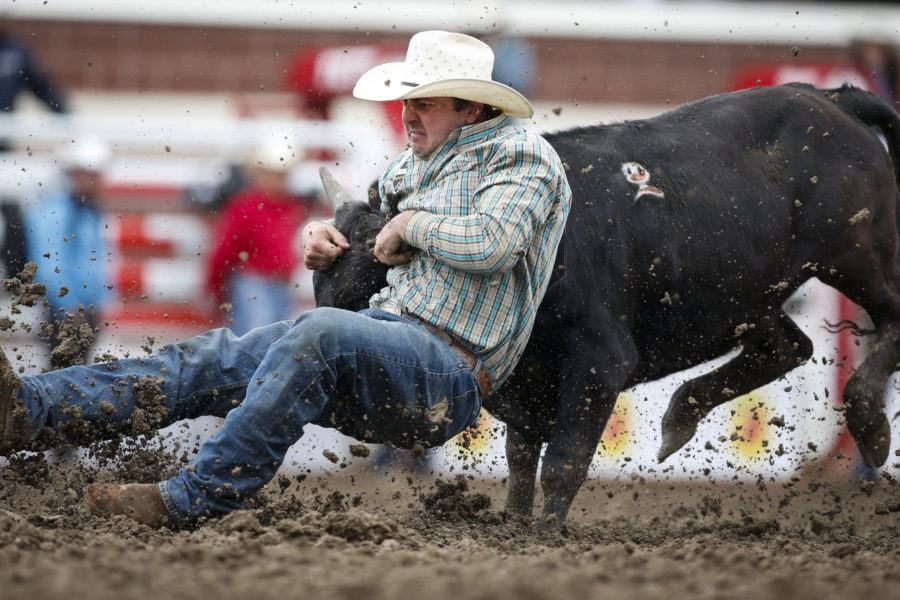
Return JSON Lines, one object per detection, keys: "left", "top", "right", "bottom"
{"left": 15, "top": 308, "right": 483, "bottom": 521}
{"left": 228, "top": 272, "right": 294, "bottom": 337}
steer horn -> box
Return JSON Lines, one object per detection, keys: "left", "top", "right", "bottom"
{"left": 318, "top": 166, "right": 355, "bottom": 208}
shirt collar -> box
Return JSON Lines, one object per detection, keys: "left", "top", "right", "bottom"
{"left": 413, "top": 114, "right": 513, "bottom": 165}
{"left": 456, "top": 114, "right": 512, "bottom": 152}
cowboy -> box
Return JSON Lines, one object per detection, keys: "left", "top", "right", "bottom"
{"left": 0, "top": 30, "right": 571, "bottom": 528}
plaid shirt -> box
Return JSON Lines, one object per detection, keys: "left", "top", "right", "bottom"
{"left": 371, "top": 115, "right": 571, "bottom": 389}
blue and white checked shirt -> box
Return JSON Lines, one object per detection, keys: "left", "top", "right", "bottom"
{"left": 371, "top": 115, "right": 571, "bottom": 389}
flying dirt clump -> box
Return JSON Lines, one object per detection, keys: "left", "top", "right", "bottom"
{"left": 3, "top": 261, "right": 96, "bottom": 369}
{"left": 2, "top": 262, "right": 45, "bottom": 311}
{"left": 46, "top": 317, "right": 96, "bottom": 369}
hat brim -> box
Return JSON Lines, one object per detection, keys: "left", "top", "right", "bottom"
{"left": 353, "top": 62, "right": 534, "bottom": 118}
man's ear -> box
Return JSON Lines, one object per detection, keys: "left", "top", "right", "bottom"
{"left": 465, "top": 101, "right": 486, "bottom": 124}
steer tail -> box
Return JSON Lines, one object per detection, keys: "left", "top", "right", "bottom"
{"left": 825, "top": 84, "right": 900, "bottom": 188}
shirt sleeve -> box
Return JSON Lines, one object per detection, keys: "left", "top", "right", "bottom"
{"left": 27, "top": 194, "right": 108, "bottom": 313}
{"left": 402, "top": 137, "right": 566, "bottom": 274}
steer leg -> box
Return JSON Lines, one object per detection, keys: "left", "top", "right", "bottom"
{"left": 504, "top": 425, "right": 543, "bottom": 517}
{"left": 842, "top": 321, "right": 899, "bottom": 466}
{"left": 539, "top": 386, "right": 619, "bottom": 529}
{"left": 824, "top": 261, "right": 900, "bottom": 467}
{"left": 538, "top": 330, "right": 635, "bottom": 529}
{"left": 658, "top": 312, "right": 813, "bottom": 462}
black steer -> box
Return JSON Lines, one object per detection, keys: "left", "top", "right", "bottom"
{"left": 312, "top": 201, "right": 392, "bottom": 312}
{"left": 315, "top": 84, "right": 900, "bottom": 527}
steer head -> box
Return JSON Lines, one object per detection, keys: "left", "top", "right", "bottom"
{"left": 312, "top": 168, "right": 391, "bottom": 311}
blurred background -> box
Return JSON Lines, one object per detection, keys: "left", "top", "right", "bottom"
{"left": 0, "top": 0, "right": 897, "bottom": 481}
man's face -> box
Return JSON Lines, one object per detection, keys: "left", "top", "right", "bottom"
{"left": 402, "top": 97, "right": 482, "bottom": 158}
{"left": 253, "top": 167, "right": 291, "bottom": 196}
{"left": 69, "top": 169, "right": 104, "bottom": 199}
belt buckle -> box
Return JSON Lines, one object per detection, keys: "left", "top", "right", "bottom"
{"left": 382, "top": 299, "right": 402, "bottom": 315}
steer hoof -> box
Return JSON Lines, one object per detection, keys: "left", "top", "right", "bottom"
{"left": 856, "top": 418, "right": 891, "bottom": 468}
{"left": 532, "top": 514, "right": 564, "bottom": 535}
{"left": 658, "top": 419, "right": 699, "bottom": 463}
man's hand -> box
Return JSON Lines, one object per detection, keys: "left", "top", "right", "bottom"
{"left": 302, "top": 221, "right": 350, "bottom": 271}
{"left": 374, "top": 210, "right": 416, "bottom": 266}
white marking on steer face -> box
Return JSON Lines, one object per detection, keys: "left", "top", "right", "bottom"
{"left": 621, "top": 161, "right": 665, "bottom": 200}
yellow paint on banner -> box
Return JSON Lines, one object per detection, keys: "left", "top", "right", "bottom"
{"left": 451, "top": 409, "right": 498, "bottom": 457}
{"left": 597, "top": 393, "right": 632, "bottom": 455}
{"left": 729, "top": 394, "right": 769, "bottom": 460}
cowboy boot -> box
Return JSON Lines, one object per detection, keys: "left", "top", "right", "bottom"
{"left": 0, "top": 347, "right": 31, "bottom": 456}
{"left": 84, "top": 483, "right": 179, "bottom": 529}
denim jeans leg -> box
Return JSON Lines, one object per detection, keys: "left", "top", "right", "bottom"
{"left": 16, "top": 320, "right": 295, "bottom": 445}
{"left": 161, "top": 307, "right": 481, "bottom": 521}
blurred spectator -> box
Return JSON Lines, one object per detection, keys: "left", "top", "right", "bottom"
{"left": 849, "top": 36, "right": 899, "bottom": 104}
{"left": 284, "top": 44, "right": 407, "bottom": 143}
{"left": 25, "top": 138, "right": 111, "bottom": 367}
{"left": 183, "top": 161, "right": 249, "bottom": 213}
{"left": 205, "top": 139, "right": 319, "bottom": 335}
{"left": 0, "top": 18, "right": 68, "bottom": 150}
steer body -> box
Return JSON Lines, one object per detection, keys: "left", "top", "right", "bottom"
{"left": 316, "top": 84, "right": 900, "bottom": 527}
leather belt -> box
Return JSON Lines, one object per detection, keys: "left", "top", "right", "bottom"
{"left": 402, "top": 313, "right": 493, "bottom": 398}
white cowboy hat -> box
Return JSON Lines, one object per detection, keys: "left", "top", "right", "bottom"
{"left": 62, "top": 137, "right": 112, "bottom": 172}
{"left": 352, "top": 30, "right": 534, "bottom": 118}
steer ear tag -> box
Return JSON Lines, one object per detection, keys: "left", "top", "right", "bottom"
{"left": 621, "top": 162, "right": 665, "bottom": 201}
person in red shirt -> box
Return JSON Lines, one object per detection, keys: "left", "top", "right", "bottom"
{"left": 205, "top": 140, "right": 316, "bottom": 335}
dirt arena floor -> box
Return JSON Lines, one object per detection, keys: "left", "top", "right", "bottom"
{"left": 1, "top": 266, "right": 899, "bottom": 600}
{"left": 2, "top": 443, "right": 899, "bottom": 600}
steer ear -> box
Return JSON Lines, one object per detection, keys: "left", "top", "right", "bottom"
{"left": 319, "top": 166, "right": 356, "bottom": 208}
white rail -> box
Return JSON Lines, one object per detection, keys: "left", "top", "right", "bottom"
{"left": 0, "top": 112, "right": 398, "bottom": 203}
{"left": 4, "top": 0, "right": 896, "bottom": 45}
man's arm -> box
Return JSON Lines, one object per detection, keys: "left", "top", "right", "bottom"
{"left": 399, "top": 138, "right": 565, "bottom": 274}
{"left": 373, "top": 211, "right": 416, "bottom": 266}
{"left": 302, "top": 220, "right": 351, "bottom": 271}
